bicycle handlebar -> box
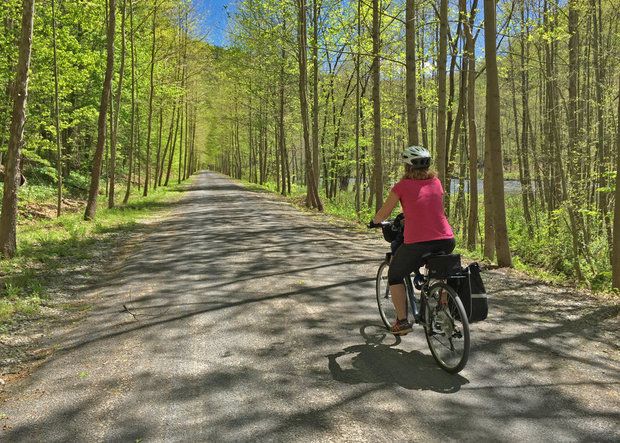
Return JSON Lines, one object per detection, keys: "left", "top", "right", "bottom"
{"left": 368, "top": 220, "right": 391, "bottom": 229}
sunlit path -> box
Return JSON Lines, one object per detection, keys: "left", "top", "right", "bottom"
{"left": 1, "top": 172, "right": 618, "bottom": 441}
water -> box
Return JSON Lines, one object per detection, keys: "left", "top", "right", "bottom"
{"left": 330, "top": 178, "right": 526, "bottom": 195}
{"left": 447, "top": 178, "right": 525, "bottom": 195}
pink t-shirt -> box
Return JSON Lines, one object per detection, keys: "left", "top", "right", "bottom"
{"left": 391, "top": 177, "right": 454, "bottom": 244}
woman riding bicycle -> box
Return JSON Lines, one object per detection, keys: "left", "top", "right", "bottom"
{"left": 370, "top": 146, "right": 455, "bottom": 336}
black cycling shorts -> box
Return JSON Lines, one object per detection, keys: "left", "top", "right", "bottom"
{"left": 387, "top": 238, "right": 456, "bottom": 285}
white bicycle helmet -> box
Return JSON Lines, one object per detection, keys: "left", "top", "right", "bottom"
{"left": 402, "top": 145, "right": 431, "bottom": 169}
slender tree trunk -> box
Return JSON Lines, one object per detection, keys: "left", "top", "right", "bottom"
{"left": 188, "top": 107, "right": 196, "bottom": 177}
{"left": 354, "top": 0, "right": 361, "bottom": 214}
{"left": 52, "top": 0, "right": 62, "bottom": 217}
{"left": 372, "top": 0, "right": 383, "bottom": 211}
{"left": 154, "top": 108, "right": 163, "bottom": 190}
{"left": 483, "top": 118, "right": 495, "bottom": 261}
{"left": 0, "top": 0, "right": 35, "bottom": 257}
{"left": 85, "top": 0, "right": 116, "bottom": 220}
{"left": 165, "top": 102, "right": 180, "bottom": 186}
{"left": 279, "top": 47, "right": 287, "bottom": 195}
{"left": 298, "top": 0, "right": 322, "bottom": 210}
{"left": 158, "top": 106, "right": 176, "bottom": 185}
{"left": 612, "top": 75, "right": 620, "bottom": 289}
{"left": 566, "top": 0, "right": 584, "bottom": 281}
{"left": 136, "top": 106, "right": 141, "bottom": 190}
{"left": 591, "top": 0, "right": 610, "bottom": 247}
{"left": 109, "top": 0, "right": 126, "bottom": 208}
{"left": 436, "top": 0, "right": 448, "bottom": 188}
{"left": 509, "top": 43, "right": 533, "bottom": 234}
{"left": 484, "top": 0, "right": 512, "bottom": 267}
{"left": 520, "top": 2, "right": 536, "bottom": 225}
{"left": 123, "top": 0, "right": 135, "bottom": 204}
{"left": 183, "top": 100, "right": 190, "bottom": 179}
{"left": 176, "top": 9, "right": 187, "bottom": 185}
{"left": 177, "top": 102, "right": 184, "bottom": 184}
{"left": 143, "top": 2, "right": 157, "bottom": 196}
{"left": 311, "top": 0, "right": 321, "bottom": 192}
{"left": 418, "top": 25, "right": 429, "bottom": 149}
{"left": 464, "top": 0, "right": 478, "bottom": 251}
{"left": 405, "top": 0, "right": 418, "bottom": 146}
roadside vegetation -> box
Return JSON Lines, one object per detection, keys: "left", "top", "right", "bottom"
{"left": 206, "top": 0, "right": 620, "bottom": 292}
{"left": 0, "top": 0, "right": 205, "bottom": 327}
{"left": 0, "top": 177, "right": 187, "bottom": 327}
{"left": 241, "top": 178, "right": 616, "bottom": 293}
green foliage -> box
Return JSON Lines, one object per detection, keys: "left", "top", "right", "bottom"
{"left": 64, "top": 171, "right": 91, "bottom": 193}
{"left": 0, "top": 179, "right": 188, "bottom": 327}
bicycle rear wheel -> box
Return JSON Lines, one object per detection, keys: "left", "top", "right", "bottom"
{"left": 423, "top": 282, "right": 470, "bottom": 373}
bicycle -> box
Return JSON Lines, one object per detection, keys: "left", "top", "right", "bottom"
{"left": 372, "top": 220, "right": 470, "bottom": 374}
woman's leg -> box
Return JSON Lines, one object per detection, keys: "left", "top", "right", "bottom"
{"left": 387, "top": 239, "right": 455, "bottom": 318}
{"left": 387, "top": 244, "right": 424, "bottom": 324}
{"left": 389, "top": 283, "right": 408, "bottom": 320}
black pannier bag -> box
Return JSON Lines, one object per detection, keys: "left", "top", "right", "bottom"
{"left": 426, "top": 254, "right": 462, "bottom": 278}
{"left": 381, "top": 213, "right": 405, "bottom": 243}
{"left": 448, "top": 262, "right": 488, "bottom": 322}
{"left": 381, "top": 223, "right": 399, "bottom": 242}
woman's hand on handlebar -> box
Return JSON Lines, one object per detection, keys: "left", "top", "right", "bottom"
{"left": 368, "top": 220, "right": 386, "bottom": 229}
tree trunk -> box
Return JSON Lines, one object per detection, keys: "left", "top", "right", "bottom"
{"left": 109, "top": 0, "right": 126, "bottom": 208}
{"left": 354, "top": 0, "right": 362, "bottom": 214}
{"left": 483, "top": 118, "right": 495, "bottom": 261}
{"left": 372, "top": 0, "right": 383, "bottom": 211}
{"left": 0, "top": 0, "right": 35, "bottom": 257}
{"left": 520, "top": 2, "right": 536, "bottom": 225}
{"left": 279, "top": 46, "right": 287, "bottom": 195}
{"left": 183, "top": 100, "right": 190, "bottom": 179}
{"left": 123, "top": 0, "right": 135, "bottom": 204}
{"left": 165, "top": 104, "right": 180, "bottom": 186}
{"left": 143, "top": 2, "right": 157, "bottom": 196}
{"left": 51, "top": 0, "right": 62, "bottom": 217}
{"left": 158, "top": 106, "right": 176, "bottom": 186}
{"left": 311, "top": 0, "right": 321, "bottom": 193}
{"left": 297, "top": 0, "right": 322, "bottom": 210}
{"left": 463, "top": 0, "right": 478, "bottom": 251}
{"left": 154, "top": 109, "right": 163, "bottom": 190}
{"left": 566, "top": 0, "right": 584, "bottom": 281}
{"left": 405, "top": 0, "right": 418, "bottom": 146}
{"left": 612, "top": 75, "right": 620, "bottom": 290}
{"left": 484, "top": 0, "right": 512, "bottom": 267}
{"left": 436, "top": 0, "right": 448, "bottom": 188}
{"left": 177, "top": 10, "right": 187, "bottom": 185}
{"left": 85, "top": 0, "right": 116, "bottom": 220}
{"left": 591, "top": 0, "right": 611, "bottom": 248}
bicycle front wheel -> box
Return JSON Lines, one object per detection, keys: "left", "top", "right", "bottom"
{"left": 376, "top": 260, "right": 398, "bottom": 329}
{"left": 423, "top": 282, "right": 470, "bottom": 374}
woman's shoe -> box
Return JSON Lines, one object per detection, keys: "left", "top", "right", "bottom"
{"left": 390, "top": 319, "right": 413, "bottom": 335}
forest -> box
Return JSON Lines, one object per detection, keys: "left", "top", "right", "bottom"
{"left": 0, "top": 0, "right": 618, "bottom": 291}
{"left": 0, "top": 0, "right": 207, "bottom": 250}
{"left": 205, "top": 0, "right": 620, "bottom": 291}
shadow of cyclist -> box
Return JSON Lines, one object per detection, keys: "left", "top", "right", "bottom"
{"left": 326, "top": 325, "right": 469, "bottom": 393}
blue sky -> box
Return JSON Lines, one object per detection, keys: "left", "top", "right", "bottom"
{"left": 192, "top": 0, "right": 235, "bottom": 46}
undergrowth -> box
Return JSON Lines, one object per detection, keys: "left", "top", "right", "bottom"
{"left": 0, "top": 179, "right": 190, "bottom": 326}
{"left": 239, "top": 178, "right": 615, "bottom": 293}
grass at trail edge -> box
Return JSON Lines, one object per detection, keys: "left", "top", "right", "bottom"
{"left": 0, "top": 179, "right": 192, "bottom": 327}
{"left": 236, "top": 177, "right": 617, "bottom": 295}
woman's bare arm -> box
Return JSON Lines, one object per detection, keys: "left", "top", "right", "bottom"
{"left": 372, "top": 191, "right": 400, "bottom": 224}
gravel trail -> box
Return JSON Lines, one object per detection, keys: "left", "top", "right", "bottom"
{"left": 1, "top": 171, "right": 618, "bottom": 442}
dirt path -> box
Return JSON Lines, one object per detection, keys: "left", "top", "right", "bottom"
{"left": 1, "top": 171, "right": 618, "bottom": 442}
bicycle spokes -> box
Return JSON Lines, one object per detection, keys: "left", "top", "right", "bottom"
{"left": 423, "top": 282, "right": 470, "bottom": 373}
